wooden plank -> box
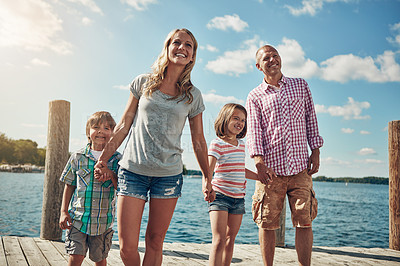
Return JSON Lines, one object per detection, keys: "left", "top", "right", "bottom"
{"left": 2, "top": 236, "right": 28, "bottom": 266}
{"left": 163, "top": 242, "right": 208, "bottom": 265}
{"left": 18, "top": 237, "right": 50, "bottom": 266}
{"left": 0, "top": 236, "right": 8, "bottom": 266}
{"left": 34, "top": 238, "right": 67, "bottom": 266}
{"left": 50, "top": 240, "right": 93, "bottom": 266}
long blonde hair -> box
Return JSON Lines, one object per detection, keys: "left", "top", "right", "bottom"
{"left": 144, "top": 28, "right": 198, "bottom": 103}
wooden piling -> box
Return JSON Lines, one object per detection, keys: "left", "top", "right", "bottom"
{"left": 40, "top": 100, "right": 70, "bottom": 241}
{"left": 389, "top": 120, "right": 400, "bottom": 250}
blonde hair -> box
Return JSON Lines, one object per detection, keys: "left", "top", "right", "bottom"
{"left": 86, "top": 111, "right": 116, "bottom": 143}
{"left": 144, "top": 28, "right": 198, "bottom": 104}
{"left": 214, "top": 103, "right": 247, "bottom": 139}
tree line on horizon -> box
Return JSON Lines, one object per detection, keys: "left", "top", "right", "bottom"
{"left": 0, "top": 133, "right": 46, "bottom": 166}
{"left": 313, "top": 175, "right": 388, "bottom": 185}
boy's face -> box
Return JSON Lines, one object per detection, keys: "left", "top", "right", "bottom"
{"left": 89, "top": 122, "right": 112, "bottom": 151}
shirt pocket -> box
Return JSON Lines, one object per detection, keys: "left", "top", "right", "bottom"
{"left": 290, "top": 98, "right": 305, "bottom": 120}
{"left": 76, "top": 168, "right": 91, "bottom": 190}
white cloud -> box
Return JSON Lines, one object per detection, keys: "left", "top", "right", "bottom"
{"left": 206, "top": 14, "right": 249, "bottom": 32}
{"left": 358, "top": 147, "right": 377, "bottom": 156}
{"left": 21, "top": 123, "right": 46, "bottom": 128}
{"left": 121, "top": 0, "right": 158, "bottom": 11}
{"left": 82, "top": 17, "right": 93, "bottom": 26}
{"left": 0, "top": 0, "right": 73, "bottom": 54}
{"left": 387, "top": 22, "right": 400, "bottom": 46}
{"left": 321, "top": 157, "right": 351, "bottom": 166}
{"left": 360, "top": 130, "right": 371, "bottom": 135}
{"left": 66, "top": 0, "right": 103, "bottom": 15}
{"left": 320, "top": 51, "right": 400, "bottom": 83}
{"left": 31, "top": 58, "right": 50, "bottom": 67}
{"left": 277, "top": 38, "right": 320, "bottom": 78}
{"left": 285, "top": 0, "right": 352, "bottom": 16}
{"left": 203, "top": 90, "right": 245, "bottom": 105}
{"left": 200, "top": 44, "right": 219, "bottom": 52}
{"left": 113, "top": 84, "right": 130, "bottom": 90}
{"left": 355, "top": 159, "right": 384, "bottom": 164}
{"left": 205, "top": 36, "right": 262, "bottom": 76}
{"left": 341, "top": 128, "right": 354, "bottom": 134}
{"left": 316, "top": 97, "right": 370, "bottom": 120}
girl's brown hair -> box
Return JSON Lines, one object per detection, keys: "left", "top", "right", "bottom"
{"left": 144, "top": 28, "right": 198, "bottom": 104}
{"left": 86, "top": 111, "right": 116, "bottom": 143}
{"left": 214, "top": 103, "right": 247, "bottom": 139}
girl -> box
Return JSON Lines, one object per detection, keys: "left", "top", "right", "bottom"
{"left": 208, "top": 103, "right": 259, "bottom": 266}
{"left": 94, "top": 29, "right": 212, "bottom": 266}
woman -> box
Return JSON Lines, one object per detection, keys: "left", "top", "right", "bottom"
{"left": 94, "top": 28, "right": 212, "bottom": 266}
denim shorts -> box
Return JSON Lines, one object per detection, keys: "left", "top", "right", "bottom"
{"left": 117, "top": 168, "right": 183, "bottom": 201}
{"left": 208, "top": 192, "right": 245, "bottom": 215}
{"left": 65, "top": 226, "right": 113, "bottom": 262}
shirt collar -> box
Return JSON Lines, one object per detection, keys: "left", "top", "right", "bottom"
{"left": 261, "top": 74, "right": 288, "bottom": 91}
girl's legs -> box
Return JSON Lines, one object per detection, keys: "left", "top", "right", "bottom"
{"left": 143, "top": 197, "right": 178, "bottom": 266}
{"left": 209, "top": 210, "right": 229, "bottom": 266}
{"left": 117, "top": 195, "right": 145, "bottom": 266}
{"left": 222, "top": 214, "right": 243, "bottom": 266}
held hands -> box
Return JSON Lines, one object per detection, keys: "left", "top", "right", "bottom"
{"left": 94, "top": 160, "right": 112, "bottom": 182}
{"left": 255, "top": 159, "right": 276, "bottom": 184}
{"left": 59, "top": 211, "right": 72, "bottom": 230}
{"left": 202, "top": 178, "right": 215, "bottom": 203}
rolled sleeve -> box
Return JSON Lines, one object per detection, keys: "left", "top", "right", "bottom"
{"left": 304, "top": 82, "right": 324, "bottom": 150}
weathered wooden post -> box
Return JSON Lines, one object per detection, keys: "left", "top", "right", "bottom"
{"left": 389, "top": 120, "right": 400, "bottom": 250}
{"left": 40, "top": 100, "right": 70, "bottom": 240}
{"left": 275, "top": 198, "right": 286, "bottom": 247}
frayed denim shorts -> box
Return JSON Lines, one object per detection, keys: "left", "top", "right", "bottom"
{"left": 208, "top": 192, "right": 245, "bottom": 215}
{"left": 117, "top": 168, "right": 183, "bottom": 202}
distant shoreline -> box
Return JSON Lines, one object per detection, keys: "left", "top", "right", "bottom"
{"left": 313, "top": 176, "right": 388, "bottom": 185}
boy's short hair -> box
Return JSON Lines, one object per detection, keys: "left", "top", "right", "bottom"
{"left": 214, "top": 103, "right": 247, "bottom": 139}
{"left": 86, "top": 111, "right": 116, "bottom": 142}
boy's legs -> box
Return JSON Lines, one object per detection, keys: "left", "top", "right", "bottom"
{"left": 65, "top": 227, "right": 88, "bottom": 266}
{"left": 68, "top": 255, "right": 85, "bottom": 266}
{"left": 118, "top": 195, "right": 145, "bottom": 266}
{"left": 223, "top": 213, "right": 242, "bottom": 266}
{"left": 209, "top": 210, "right": 229, "bottom": 266}
{"left": 143, "top": 197, "right": 178, "bottom": 266}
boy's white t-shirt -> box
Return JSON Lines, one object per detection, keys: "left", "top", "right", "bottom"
{"left": 90, "top": 149, "right": 102, "bottom": 161}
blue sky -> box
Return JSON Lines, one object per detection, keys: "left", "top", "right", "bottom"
{"left": 0, "top": 0, "right": 399, "bottom": 177}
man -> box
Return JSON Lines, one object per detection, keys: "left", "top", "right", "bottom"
{"left": 246, "top": 45, "right": 323, "bottom": 266}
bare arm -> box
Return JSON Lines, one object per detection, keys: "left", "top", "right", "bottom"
{"left": 189, "top": 113, "right": 213, "bottom": 202}
{"left": 207, "top": 155, "right": 217, "bottom": 202}
{"left": 245, "top": 168, "right": 259, "bottom": 180}
{"left": 307, "top": 148, "right": 320, "bottom": 175}
{"left": 95, "top": 93, "right": 138, "bottom": 181}
{"left": 59, "top": 184, "right": 75, "bottom": 230}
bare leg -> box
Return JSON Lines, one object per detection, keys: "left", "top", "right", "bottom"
{"left": 68, "top": 254, "right": 85, "bottom": 266}
{"left": 94, "top": 259, "right": 107, "bottom": 266}
{"left": 143, "top": 198, "right": 178, "bottom": 266}
{"left": 295, "top": 227, "right": 313, "bottom": 266}
{"left": 118, "top": 196, "right": 145, "bottom": 266}
{"left": 209, "top": 210, "right": 228, "bottom": 266}
{"left": 259, "top": 228, "right": 275, "bottom": 266}
{"left": 222, "top": 214, "right": 242, "bottom": 266}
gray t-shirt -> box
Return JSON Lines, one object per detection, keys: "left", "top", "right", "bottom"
{"left": 119, "top": 74, "right": 205, "bottom": 177}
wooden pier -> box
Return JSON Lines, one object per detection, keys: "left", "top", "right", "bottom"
{"left": 1, "top": 236, "right": 400, "bottom": 265}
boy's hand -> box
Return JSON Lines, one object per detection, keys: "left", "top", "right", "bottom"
{"left": 94, "top": 160, "right": 112, "bottom": 182}
{"left": 59, "top": 211, "right": 72, "bottom": 230}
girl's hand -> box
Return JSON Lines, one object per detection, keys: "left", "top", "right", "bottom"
{"left": 208, "top": 189, "right": 216, "bottom": 202}
{"left": 202, "top": 179, "right": 213, "bottom": 202}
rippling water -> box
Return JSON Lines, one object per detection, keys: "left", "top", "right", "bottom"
{"left": 0, "top": 172, "right": 389, "bottom": 248}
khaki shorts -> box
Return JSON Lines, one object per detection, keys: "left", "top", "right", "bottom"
{"left": 65, "top": 226, "right": 114, "bottom": 262}
{"left": 252, "top": 169, "right": 318, "bottom": 230}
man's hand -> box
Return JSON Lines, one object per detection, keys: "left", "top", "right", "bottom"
{"left": 202, "top": 178, "right": 214, "bottom": 202}
{"left": 254, "top": 156, "right": 276, "bottom": 184}
{"left": 307, "top": 148, "right": 320, "bottom": 175}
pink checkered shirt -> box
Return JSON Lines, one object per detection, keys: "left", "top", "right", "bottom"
{"left": 246, "top": 75, "right": 323, "bottom": 176}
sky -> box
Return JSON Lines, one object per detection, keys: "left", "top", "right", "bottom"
{"left": 0, "top": 0, "right": 399, "bottom": 178}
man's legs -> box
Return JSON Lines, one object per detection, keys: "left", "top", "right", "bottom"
{"left": 295, "top": 227, "right": 313, "bottom": 266}
{"left": 259, "top": 228, "right": 275, "bottom": 266}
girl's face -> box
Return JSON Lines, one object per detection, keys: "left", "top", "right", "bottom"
{"left": 89, "top": 122, "right": 112, "bottom": 151}
{"left": 226, "top": 109, "right": 246, "bottom": 138}
{"left": 167, "top": 31, "right": 194, "bottom": 66}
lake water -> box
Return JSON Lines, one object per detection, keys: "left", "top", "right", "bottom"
{"left": 0, "top": 172, "right": 389, "bottom": 248}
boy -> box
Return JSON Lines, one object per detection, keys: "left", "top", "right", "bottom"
{"left": 59, "top": 111, "right": 121, "bottom": 266}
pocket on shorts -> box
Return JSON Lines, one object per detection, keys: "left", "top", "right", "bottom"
{"left": 252, "top": 190, "right": 265, "bottom": 224}
{"left": 310, "top": 189, "right": 318, "bottom": 221}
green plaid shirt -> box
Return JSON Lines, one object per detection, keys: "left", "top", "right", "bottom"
{"left": 60, "top": 144, "right": 121, "bottom": 236}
